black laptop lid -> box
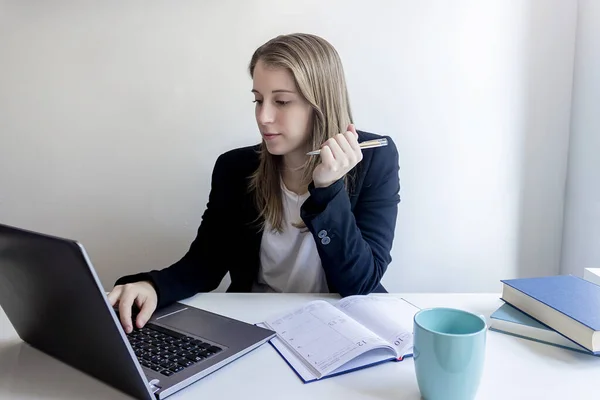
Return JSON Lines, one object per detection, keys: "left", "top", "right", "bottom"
{"left": 0, "top": 223, "right": 155, "bottom": 400}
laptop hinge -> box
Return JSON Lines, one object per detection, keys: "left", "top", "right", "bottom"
{"left": 148, "top": 379, "right": 161, "bottom": 394}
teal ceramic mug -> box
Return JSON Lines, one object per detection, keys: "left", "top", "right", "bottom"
{"left": 413, "top": 308, "right": 487, "bottom": 400}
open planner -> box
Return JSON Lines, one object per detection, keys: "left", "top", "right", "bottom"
{"left": 257, "top": 295, "right": 420, "bottom": 383}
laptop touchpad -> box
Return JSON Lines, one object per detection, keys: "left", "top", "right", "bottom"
{"left": 155, "top": 307, "right": 248, "bottom": 346}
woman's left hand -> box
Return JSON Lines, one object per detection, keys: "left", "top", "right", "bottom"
{"left": 312, "top": 124, "right": 363, "bottom": 188}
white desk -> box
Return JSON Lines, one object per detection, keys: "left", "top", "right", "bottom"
{"left": 0, "top": 293, "right": 597, "bottom": 399}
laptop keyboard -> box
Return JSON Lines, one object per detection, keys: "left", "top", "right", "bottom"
{"left": 126, "top": 323, "right": 223, "bottom": 377}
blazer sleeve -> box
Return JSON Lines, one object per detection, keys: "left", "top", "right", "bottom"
{"left": 114, "top": 153, "right": 236, "bottom": 308}
{"left": 300, "top": 135, "right": 400, "bottom": 296}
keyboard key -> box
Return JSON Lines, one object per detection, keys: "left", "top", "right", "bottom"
{"left": 156, "top": 357, "right": 170, "bottom": 366}
{"left": 127, "top": 323, "right": 224, "bottom": 376}
{"left": 147, "top": 324, "right": 185, "bottom": 339}
{"left": 142, "top": 354, "right": 159, "bottom": 362}
{"left": 179, "top": 360, "right": 195, "bottom": 368}
{"left": 160, "top": 362, "right": 177, "bottom": 369}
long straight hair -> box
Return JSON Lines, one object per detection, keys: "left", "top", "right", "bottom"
{"left": 248, "top": 33, "right": 354, "bottom": 232}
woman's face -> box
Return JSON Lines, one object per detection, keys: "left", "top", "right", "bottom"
{"left": 252, "top": 60, "right": 313, "bottom": 157}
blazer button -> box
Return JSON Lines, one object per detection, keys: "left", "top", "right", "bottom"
{"left": 321, "top": 236, "right": 331, "bottom": 245}
{"left": 318, "top": 230, "right": 327, "bottom": 238}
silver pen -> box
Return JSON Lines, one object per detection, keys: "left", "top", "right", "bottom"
{"left": 306, "top": 138, "right": 388, "bottom": 156}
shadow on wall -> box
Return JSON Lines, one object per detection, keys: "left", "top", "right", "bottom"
{"left": 514, "top": 1, "right": 576, "bottom": 279}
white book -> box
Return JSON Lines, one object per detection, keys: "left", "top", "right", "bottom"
{"left": 257, "top": 295, "right": 419, "bottom": 383}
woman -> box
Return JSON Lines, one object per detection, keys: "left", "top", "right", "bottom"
{"left": 109, "top": 33, "right": 401, "bottom": 333}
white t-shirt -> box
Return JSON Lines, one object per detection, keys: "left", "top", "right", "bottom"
{"left": 252, "top": 182, "right": 329, "bottom": 293}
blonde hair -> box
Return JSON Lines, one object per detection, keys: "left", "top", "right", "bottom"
{"left": 248, "top": 33, "right": 354, "bottom": 232}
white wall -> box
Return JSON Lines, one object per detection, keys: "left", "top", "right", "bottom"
{"left": 560, "top": 0, "right": 600, "bottom": 276}
{"left": 0, "top": 1, "right": 577, "bottom": 293}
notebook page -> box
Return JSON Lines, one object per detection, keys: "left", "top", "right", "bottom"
{"left": 262, "top": 300, "right": 393, "bottom": 378}
{"left": 336, "top": 296, "right": 419, "bottom": 357}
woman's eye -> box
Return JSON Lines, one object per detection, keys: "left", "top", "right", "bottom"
{"left": 253, "top": 100, "right": 263, "bottom": 104}
{"left": 276, "top": 100, "right": 290, "bottom": 106}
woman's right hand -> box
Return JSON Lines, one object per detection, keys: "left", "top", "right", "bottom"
{"left": 107, "top": 281, "right": 158, "bottom": 334}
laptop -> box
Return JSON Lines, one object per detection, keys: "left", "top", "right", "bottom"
{"left": 0, "top": 223, "right": 276, "bottom": 399}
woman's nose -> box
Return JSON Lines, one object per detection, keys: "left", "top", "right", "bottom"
{"left": 257, "top": 103, "right": 275, "bottom": 125}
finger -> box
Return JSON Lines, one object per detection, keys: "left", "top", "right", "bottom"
{"left": 344, "top": 130, "right": 363, "bottom": 162}
{"left": 344, "top": 130, "right": 360, "bottom": 151}
{"left": 118, "top": 285, "right": 137, "bottom": 333}
{"left": 336, "top": 133, "right": 356, "bottom": 163}
{"left": 136, "top": 296, "right": 157, "bottom": 329}
{"left": 134, "top": 295, "right": 144, "bottom": 310}
{"left": 326, "top": 137, "right": 344, "bottom": 160}
{"left": 347, "top": 123, "right": 358, "bottom": 138}
{"left": 320, "top": 145, "right": 336, "bottom": 168}
{"left": 327, "top": 136, "right": 349, "bottom": 168}
{"left": 107, "top": 286, "right": 123, "bottom": 307}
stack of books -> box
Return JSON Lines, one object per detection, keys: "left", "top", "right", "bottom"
{"left": 489, "top": 275, "right": 600, "bottom": 355}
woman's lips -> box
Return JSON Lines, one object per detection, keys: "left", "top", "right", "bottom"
{"left": 263, "top": 133, "right": 281, "bottom": 140}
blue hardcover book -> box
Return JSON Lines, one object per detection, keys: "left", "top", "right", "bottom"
{"left": 501, "top": 275, "right": 600, "bottom": 354}
{"left": 489, "top": 303, "right": 591, "bottom": 354}
{"left": 256, "top": 295, "right": 419, "bottom": 383}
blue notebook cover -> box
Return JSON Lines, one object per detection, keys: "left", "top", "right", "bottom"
{"left": 501, "top": 275, "right": 600, "bottom": 332}
{"left": 255, "top": 323, "right": 412, "bottom": 383}
{"left": 254, "top": 296, "right": 419, "bottom": 383}
{"left": 266, "top": 336, "right": 410, "bottom": 383}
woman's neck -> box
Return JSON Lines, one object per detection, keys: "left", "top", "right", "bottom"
{"left": 281, "top": 150, "right": 308, "bottom": 195}
{"left": 283, "top": 148, "right": 307, "bottom": 171}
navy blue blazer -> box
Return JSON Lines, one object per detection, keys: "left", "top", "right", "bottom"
{"left": 115, "top": 130, "right": 400, "bottom": 309}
